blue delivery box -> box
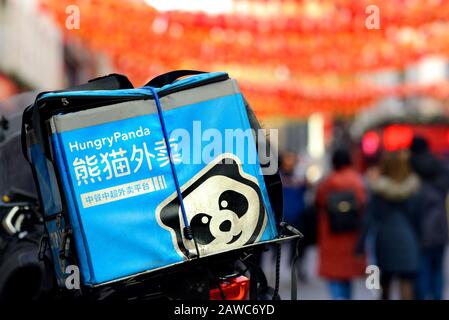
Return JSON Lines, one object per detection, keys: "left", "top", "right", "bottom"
{"left": 22, "top": 71, "right": 282, "bottom": 287}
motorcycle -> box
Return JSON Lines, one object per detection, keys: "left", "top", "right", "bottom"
{"left": 0, "top": 109, "right": 288, "bottom": 301}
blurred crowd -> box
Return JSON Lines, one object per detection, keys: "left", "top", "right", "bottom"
{"left": 279, "top": 136, "right": 449, "bottom": 300}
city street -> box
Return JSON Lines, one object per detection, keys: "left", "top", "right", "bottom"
{"left": 2, "top": 0, "right": 449, "bottom": 304}
{"left": 262, "top": 245, "right": 449, "bottom": 300}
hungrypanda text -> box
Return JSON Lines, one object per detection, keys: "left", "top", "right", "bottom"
{"left": 68, "top": 126, "right": 150, "bottom": 152}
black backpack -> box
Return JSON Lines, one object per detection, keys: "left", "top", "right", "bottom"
{"left": 326, "top": 191, "right": 360, "bottom": 233}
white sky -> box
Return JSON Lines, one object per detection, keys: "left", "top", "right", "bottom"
{"left": 144, "top": 0, "right": 234, "bottom": 15}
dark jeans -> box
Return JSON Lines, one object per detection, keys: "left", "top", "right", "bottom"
{"left": 415, "top": 245, "right": 446, "bottom": 300}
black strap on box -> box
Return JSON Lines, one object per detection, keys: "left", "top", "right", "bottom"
{"left": 146, "top": 86, "right": 200, "bottom": 259}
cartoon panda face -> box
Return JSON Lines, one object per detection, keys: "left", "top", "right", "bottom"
{"left": 156, "top": 154, "right": 266, "bottom": 258}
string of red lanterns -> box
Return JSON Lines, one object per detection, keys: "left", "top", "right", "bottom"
{"left": 39, "top": 0, "right": 449, "bottom": 118}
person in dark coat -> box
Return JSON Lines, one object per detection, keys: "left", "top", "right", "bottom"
{"left": 280, "top": 152, "right": 306, "bottom": 230}
{"left": 410, "top": 136, "right": 449, "bottom": 300}
{"left": 279, "top": 152, "right": 307, "bottom": 264}
{"left": 356, "top": 150, "right": 422, "bottom": 300}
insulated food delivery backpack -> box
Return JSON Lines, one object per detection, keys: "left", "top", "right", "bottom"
{"left": 21, "top": 71, "right": 293, "bottom": 289}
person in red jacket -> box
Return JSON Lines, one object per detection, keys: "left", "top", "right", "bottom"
{"left": 315, "top": 148, "right": 367, "bottom": 299}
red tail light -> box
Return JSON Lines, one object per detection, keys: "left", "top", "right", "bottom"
{"left": 383, "top": 125, "right": 413, "bottom": 151}
{"left": 362, "top": 131, "right": 380, "bottom": 156}
{"left": 210, "top": 276, "right": 249, "bottom": 300}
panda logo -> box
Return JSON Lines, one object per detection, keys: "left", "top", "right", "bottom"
{"left": 156, "top": 153, "right": 267, "bottom": 258}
